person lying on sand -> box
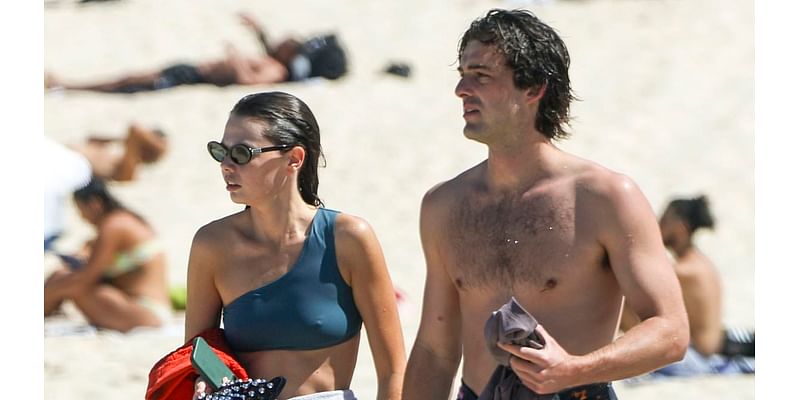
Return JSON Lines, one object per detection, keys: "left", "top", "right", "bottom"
{"left": 45, "top": 12, "right": 348, "bottom": 93}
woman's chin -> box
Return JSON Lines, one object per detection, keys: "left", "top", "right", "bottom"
{"left": 229, "top": 193, "right": 247, "bottom": 204}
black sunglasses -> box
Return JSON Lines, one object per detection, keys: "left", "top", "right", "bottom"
{"left": 207, "top": 141, "right": 291, "bottom": 165}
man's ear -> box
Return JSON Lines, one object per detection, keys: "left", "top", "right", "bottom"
{"left": 526, "top": 83, "right": 547, "bottom": 104}
{"left": 287, "top": 146, "right": 306, "bottom": 172}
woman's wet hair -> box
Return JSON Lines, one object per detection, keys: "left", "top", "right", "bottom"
{"left": 231, "top": 91, "right": 325, "bottom": 207}
{"left": 458, "top": 9, "right": 577, "bottom": 140}
{"left": 667, "top": 195, "right": 715, "bottom": 234}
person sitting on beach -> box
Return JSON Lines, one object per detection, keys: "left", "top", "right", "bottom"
{"left": 44, "top": 178, "right": 172, "bottom": 332}
{"left": 620, "top": 195, "right": 755, "bottom": 377}
{"left": 185, "top": 91, "right": 405, "bottom": 399}
{"left": 45, "top": 13, "right": 348, "bottom": 93}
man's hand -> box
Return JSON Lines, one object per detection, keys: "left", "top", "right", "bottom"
{"left": 497, "top": 325, "right": 581, "bottom": 395}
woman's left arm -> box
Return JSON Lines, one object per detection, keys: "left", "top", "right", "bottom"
{"left": 335, "top": 214, "right": 406, "bottom": 400}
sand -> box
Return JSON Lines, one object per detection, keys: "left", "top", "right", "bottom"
{"left": 44, "top": 0, "right": 754, "bottom": 398}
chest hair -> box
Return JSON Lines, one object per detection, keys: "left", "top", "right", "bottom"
{"left": 447, "top": 193, "right": 576, "bottom": 289}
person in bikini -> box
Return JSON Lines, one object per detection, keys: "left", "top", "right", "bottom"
{"left": 403, "top": 9, "right": 689, "bottom": 399}
{"left": 45, "top": 12, "right": 348, "bottom": 93}
{"left": 44, "top": 178, "right": 172, "bottom": 332}
{"left": 44, "top": 124, "right": 167, "bottom": 253}
{"left": 185, "top": 91, "right": 405, "bottom": 399}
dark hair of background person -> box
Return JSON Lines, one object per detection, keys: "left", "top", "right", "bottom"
{"left": 667, "top": 195, "right": 715, "bottom": 234}
{"left": 73, "top": 177, "right": 148, "bottom": 224}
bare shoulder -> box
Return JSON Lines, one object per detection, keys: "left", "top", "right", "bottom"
{"left": 675, "top": 251, "right": 717, "bottom": 281}
{"left": 191, "top": 211, "right": 245, "bottom": 250}
{"left": 422, "top": 162, "right": 484, "bottom": 215}
{"left": 98, "top": 210, "right": 148, "bottom": 236}
{"left": 332, "top": 212, "right": 385, "bottom": 281}
{"left": 573, "top": 161, "right": 648, "bottom": 209}
{"left": 333, "top": 212, "right": 378, "bottom": 247}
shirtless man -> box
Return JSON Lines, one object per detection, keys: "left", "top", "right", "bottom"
{"left": 620, "top": 196, "right": 754, "bottom": 376}
{"left": 46, "top": 13, "right": 347, "bottom": 93}
{"left": 403, "top": 9, "right": 689, "bottom": 399}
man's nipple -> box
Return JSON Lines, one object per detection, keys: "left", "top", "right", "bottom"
{"left": 541, "top": 278, "right": 558, "bottom": 292}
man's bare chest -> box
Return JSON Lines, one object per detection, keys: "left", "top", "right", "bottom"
{"left": 443, "top": 194, "right": 588, "bottom": 289}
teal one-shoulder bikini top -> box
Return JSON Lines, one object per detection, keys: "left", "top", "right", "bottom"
{"left": 222, "top": 208, "right": 363, "bottom": 352}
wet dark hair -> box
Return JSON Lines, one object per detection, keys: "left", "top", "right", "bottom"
{"left": 231, "top": 91, "right": 325, "bottom": 207}
{"left": 667, "top": 195, "right": 715, "bottom": 234}
{"left": 73, "top": 177, "right": 147, "bottom": 222}
{"left": 458, "top": 9, "right": 577, "bottom": 140}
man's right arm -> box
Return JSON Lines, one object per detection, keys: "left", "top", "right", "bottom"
{"left": 403, "top": 188, "right": 463, "bottom": 400}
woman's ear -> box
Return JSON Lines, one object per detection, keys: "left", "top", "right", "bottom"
{"left": 287, "top": 146, "right": 306, "bottom": 173}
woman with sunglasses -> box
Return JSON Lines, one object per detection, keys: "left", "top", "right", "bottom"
{"left": 186, "top": 91, "right": 405, "bottom": 400}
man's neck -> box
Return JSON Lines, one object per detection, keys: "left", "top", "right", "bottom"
{"left": 670, "top": 240, "right": 694, "bottom": 258}
{"left": 484, "top": 136, "right": 560, "bottom": 194}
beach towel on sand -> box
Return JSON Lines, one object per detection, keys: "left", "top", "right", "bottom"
{"left": 146, "top": 328, "right": 248, "bottom": 400}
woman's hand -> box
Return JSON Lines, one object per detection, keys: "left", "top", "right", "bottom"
{"left": 192, "top": 376, "right": 212, "bottom": 400}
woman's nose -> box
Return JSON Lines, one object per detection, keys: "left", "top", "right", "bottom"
{"left": 220, "top": 155, "right": 236, "bottom": 171}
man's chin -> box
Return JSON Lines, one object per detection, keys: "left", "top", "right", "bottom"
{"left": 463, "top": 127, "right": 489, "bottom": 144}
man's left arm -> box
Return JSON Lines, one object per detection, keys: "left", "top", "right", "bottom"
{"left": 501, "top": 174, "right": 689, "bottom": 393}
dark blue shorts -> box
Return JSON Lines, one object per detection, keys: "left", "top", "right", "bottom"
{"left": 458, "top": 380, "right": 618, "bottom": 400}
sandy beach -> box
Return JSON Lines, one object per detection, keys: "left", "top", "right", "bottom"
{"left": 43, "top": 0, "right": 754, "bottom": 398}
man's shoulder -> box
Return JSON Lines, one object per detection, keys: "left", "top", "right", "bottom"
{"left": 423, "top": 163, "right": 483, "bottom": 206}
{"left": 570, "top": 158, "right": 640, "bottom": 200}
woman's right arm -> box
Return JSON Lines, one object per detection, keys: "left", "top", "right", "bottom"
{"left": 184, "top": 225, "right": 225, "bottom": 342}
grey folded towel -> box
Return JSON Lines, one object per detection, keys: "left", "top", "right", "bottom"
{"left": 479, "top": 297, "right": 550, "bottom": 400}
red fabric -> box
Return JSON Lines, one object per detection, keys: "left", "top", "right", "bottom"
{"left": 146, "top": 328, "right": 249, "bottom": 400}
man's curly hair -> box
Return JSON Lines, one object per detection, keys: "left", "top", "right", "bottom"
{"left": 458, "top": 9, "right": 577, "bottom": 140}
